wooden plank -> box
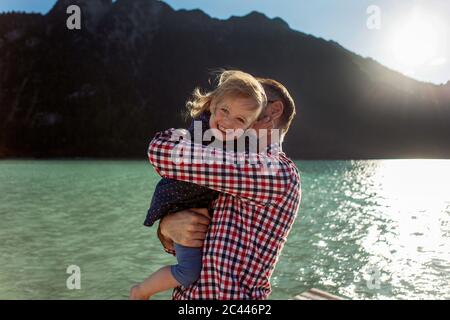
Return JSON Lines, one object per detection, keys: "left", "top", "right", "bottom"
{"left": 292, "top": 295, "right": 312, "bottom": 300}
{"left": 292, "top": 288, "right": 344, "bottom": 300}
{"left": 308, "top": 288, "right": 343, "bottom": 300}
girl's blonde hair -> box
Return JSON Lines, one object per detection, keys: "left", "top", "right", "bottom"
{"left": 186, "top": 70, "right": 267, "bottom": 118}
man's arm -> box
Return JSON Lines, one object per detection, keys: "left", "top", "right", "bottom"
{"left": 147, "top": 129, "right": 292, "bottom": 206}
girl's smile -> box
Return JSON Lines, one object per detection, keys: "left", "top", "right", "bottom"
{"left": 210, "top": 96, "right": 262, "bottom": 141}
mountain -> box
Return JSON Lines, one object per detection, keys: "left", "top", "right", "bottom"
{"left": 1, "top": 0, "right": 449, "bottom": 159}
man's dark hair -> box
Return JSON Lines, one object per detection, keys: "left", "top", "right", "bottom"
{"left": 257, "top": 78, "right": 296, "bottom": 136}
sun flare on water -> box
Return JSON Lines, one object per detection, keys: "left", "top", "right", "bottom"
{"left": 359, "top": 160, "right": 450, "bottom": 298}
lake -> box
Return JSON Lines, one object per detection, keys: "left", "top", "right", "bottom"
{"left": 0, "top": 160, "right": 449, "bottom": 299}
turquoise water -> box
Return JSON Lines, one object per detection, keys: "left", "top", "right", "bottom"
{"left": 0, "top": 160, "right": 449, "bottom": 300}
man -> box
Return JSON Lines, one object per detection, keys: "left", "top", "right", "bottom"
{"left": 148, "top": 78, "right": 301, "bottom": 299}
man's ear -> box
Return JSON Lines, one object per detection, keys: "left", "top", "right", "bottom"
{"left": 251, "top": 116, "right": 272, "bottom": 130}
{"left": 268, "top": 101, "right": 284, "bottom": 122}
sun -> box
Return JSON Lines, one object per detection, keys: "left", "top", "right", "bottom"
{"left": 390, "top": 10, "right": 441, "bottom": 68}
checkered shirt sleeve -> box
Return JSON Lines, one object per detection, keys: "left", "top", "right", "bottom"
{"left": 147, "top": 128, "right": 290, "bottom": 207}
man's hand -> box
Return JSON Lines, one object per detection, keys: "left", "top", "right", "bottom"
{"left": 159, "top": 208, "right": 210, "bottom": 248}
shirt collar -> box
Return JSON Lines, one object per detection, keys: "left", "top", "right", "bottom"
{"left": 266, "top": 142, "right": 282, "bottom": 154}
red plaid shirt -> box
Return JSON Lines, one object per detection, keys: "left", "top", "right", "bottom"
{"left": 147, "top": 129, "right": 301, "bottom": 299}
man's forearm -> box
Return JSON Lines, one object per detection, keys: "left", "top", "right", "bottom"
{"left": 147, "top": 129, "right": 288, "bottom": 206}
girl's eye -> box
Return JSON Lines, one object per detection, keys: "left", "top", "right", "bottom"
{"left": 237, "top": 118, "right": 246, "bottom": 124}
{"left": 220, "top": 107, "right": 228, "bottom": 114}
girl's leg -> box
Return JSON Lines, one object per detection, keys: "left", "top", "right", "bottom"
{"left": 130, "top": 265, "right": 180, "bottom": 300}
{"left": 130, "top": 244, "right": 202, "bottom": 300}
{"left": 170, "top": 244, "right": 202, "bottom": 287}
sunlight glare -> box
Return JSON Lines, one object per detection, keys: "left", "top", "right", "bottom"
{"left": 390, "top": 9, "right": 443, "bottom": 68}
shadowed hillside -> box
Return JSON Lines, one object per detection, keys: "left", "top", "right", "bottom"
{"left": 1, "top": 0, "right": 449, "bottom": 159}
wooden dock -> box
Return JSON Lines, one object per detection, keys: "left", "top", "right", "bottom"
{"left": 292, "top": 288, "right": 344, "bottom": 300}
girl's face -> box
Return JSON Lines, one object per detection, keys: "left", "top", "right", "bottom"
{"left": 209, "top": 96, "right": 261, "bottom": 141}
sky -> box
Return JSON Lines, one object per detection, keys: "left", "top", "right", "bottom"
{"left": 1, "top": 0, "right": 448, "bottom": 85}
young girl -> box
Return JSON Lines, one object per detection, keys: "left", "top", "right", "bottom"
{"left": 130, "top": 70, "right": 267, "bottom": 300}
